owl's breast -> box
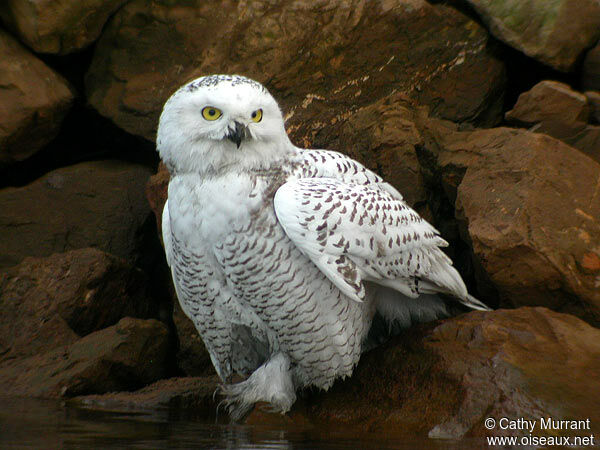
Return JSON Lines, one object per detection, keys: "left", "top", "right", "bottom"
{"left": 167, "top": 171, "right": 283, "bottom": 248}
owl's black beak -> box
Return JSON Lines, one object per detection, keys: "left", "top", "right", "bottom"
{"left": 226, "top": 121, "right": 249, "bottom": 148}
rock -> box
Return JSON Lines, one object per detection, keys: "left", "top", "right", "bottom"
{"left": 505, "top": 80, "right": 600, "bottom": 162}
{"left": 585, "top": 90, "right": 600, "bottom": 124}
{"left": 0, "top": 29, "right": 74, "bottom": 166}
{"left": 582, "top": 42, "right": 600, "bottom": 91}
{"left": 0, "top": 160, "right": 153, "bottom": 269}
{"left": 0, "top": 317, "right": 170, "bottom": 398}
{"left": 419, "top": 125, "right": 600, "bottom": 325}
{"left": 0, "top": 0, "right": 131, "bottom": 55}
{"left": 569, "top": 125, "right": 600, "bottom": 162}
{"left": 0, "top": 248, "right": 156, "bottom": 363}
{"left": 86, "top": 0, "right": 505, "bottom": 142}
{"left": 283, "top": 307, "right": 600, "bottom": 438}
{"left": 71, "top": 376, "right": 219, "bottom": 417}
{"left": 506, "top": 80, "right": 590, "bottom": 127}
{"left": 465, "top": 0, "right": 600, "bottom": 72}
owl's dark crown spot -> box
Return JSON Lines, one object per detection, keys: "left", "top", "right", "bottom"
{"left": 186, "top": 74, "right": 267, "bottom": 93}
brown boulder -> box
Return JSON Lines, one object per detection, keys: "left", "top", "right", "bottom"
{"left": 0, "top": 248, "right": 156, "bottom": 363}
{"left": 505, "top": 80, "right": 600, "bottom": 162}
{"left": 0, "top": 160, "right": 153, "bottom": 269}
{"left": 420, "top": 125, "right": 600, "bottom": 325}
{"left": 0, "top": 0, "right": 131, "bottom": 55}
{"left": 0, "top": 317, "right": 169, "bottom": 398}
{"left": 281, "top": 307, "right": 600, "bottom": 439}
{"left": 506, "top": 80, "right": 591, "bottom": 127}
{"left": 86, "top": 0, "right": 505, "bottom": 142}
{"left": 0, "top": 29, "right": 73, "bottom": 166}
{"left": 465, "top": 0, "right": 600, "bottom": 72}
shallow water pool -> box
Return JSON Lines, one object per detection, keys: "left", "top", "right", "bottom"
{"left": 0, "top": 397, "right": 479, "bottom": 449}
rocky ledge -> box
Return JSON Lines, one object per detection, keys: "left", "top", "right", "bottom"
{"left": 71, "top": 307, "right": 600, "bottom": 439}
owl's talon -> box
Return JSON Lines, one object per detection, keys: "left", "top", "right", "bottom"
{"left": 218, "top": 353, "right": 296, "bottom": 421}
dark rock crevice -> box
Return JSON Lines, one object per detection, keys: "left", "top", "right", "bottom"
{"left": 415, "top": 142, "right": 499, "bottom": 308}
{"left": 0, "top": 103, "right": 157, "bottom": 189}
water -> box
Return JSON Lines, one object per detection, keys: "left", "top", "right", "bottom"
{"left": 0, "top": 397, "right": 472, "bottom": 449}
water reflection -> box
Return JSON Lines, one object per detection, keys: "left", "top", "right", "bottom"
{"left": 0, "top": 397, "right": 469, "bottom": 449}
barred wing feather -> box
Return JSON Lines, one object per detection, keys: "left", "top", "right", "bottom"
{"left": 274, "top": 177, "right": 488, "bottom": 311}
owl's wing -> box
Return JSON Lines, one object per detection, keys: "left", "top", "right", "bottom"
{"left": 274, "top": 177, "right": 488, "bottom": 310}
{"left": 298, "top": 149, "right": 404, "bottom": 199}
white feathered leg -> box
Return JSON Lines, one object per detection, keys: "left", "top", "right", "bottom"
{"left": 220, "top": 352, "right": 296, "bottom": 420}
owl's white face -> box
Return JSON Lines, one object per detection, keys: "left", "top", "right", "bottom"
{"left": 157, "top": 75, "right": 293, "bottom": 175}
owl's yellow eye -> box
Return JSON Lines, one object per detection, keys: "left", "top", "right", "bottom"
{"left": 251, "top": 109, "right": 263, "bottom": 123}
{"left": 202, "top": 106, "right": 222, "bottom": 121}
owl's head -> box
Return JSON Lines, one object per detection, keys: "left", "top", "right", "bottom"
{"left": 157, "top": 74, "right": 293, "bottom": 175}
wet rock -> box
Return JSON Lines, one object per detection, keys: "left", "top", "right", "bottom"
{"left": 465, "top": 0, "right": 600, "bottom": 72}
{"left": 0, "top": 248, "right": 156, "bottom": 363}
{"left": 419, "top": 125, "right": 600, "bottom": 325}
{"left": 0, "top": 317, "right": 170, "bottom": 398}
{"left": 0, "top": 160, "right": 153, "bottom": 269}
{"left": 505, "top": 80, "right": 600, "bottom": 162}
{"left": 286, "top": 307, "right": 600, "bottom": 438}
{"left": 0, "top": 29, "right": 74, "bottom": 166}
{"left": 0, "top": 0, "right": 131, "bottom": 55}
{"left": 72, "top": 376, "right": 219, "bottom": 417}
{"left": 86, "top": 0, "right": 505, "bottom": 142}
{"left": 582, "top": 41, "right": 600, "bottom": 91}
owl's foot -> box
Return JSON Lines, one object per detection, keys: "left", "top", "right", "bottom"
{"left": 219, "top": 352, "right": 296, "bottom": 421}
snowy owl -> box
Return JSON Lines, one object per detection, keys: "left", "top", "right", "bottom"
{"left": 157, "top": 74, "right": 489, "bottom": 420}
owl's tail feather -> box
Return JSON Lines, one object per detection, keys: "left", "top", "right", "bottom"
{"left": 409, "top": 251, "right": 489, "bottom": 311}
{"left": 463, "top": 294, "right": 492, "bottom": 311}
{"left": 364, "top": 283, "right": 491, "bottom": 352}
{"left": 363, "top": 286, "right": 450, "bottom": 352}
{"left": 375, "top": 285, "right": 450, "bottom": 329}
